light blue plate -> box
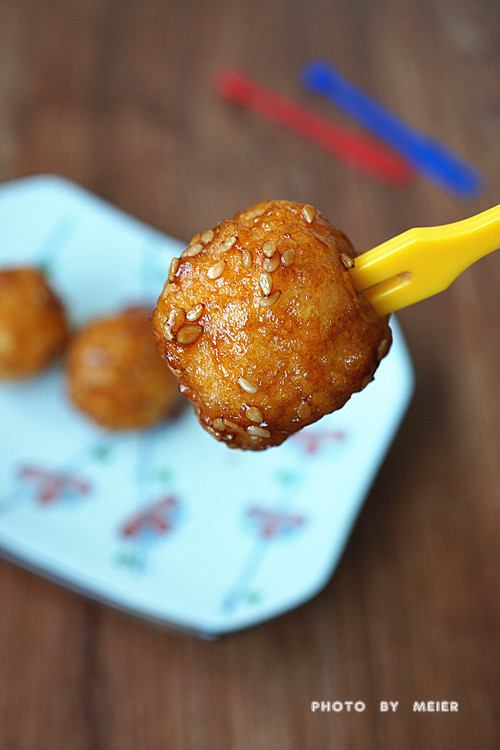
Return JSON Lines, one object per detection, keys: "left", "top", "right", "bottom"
{"left": 0, "top": 175, "right": 413, "bottom": 637}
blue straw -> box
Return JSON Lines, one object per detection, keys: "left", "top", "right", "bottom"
{"left": 301, "top": 60, "right": 484, "bottom": 200}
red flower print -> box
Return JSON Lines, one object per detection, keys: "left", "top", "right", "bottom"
{"left": 18, "top": 465, "right": 91, "bottom": 504}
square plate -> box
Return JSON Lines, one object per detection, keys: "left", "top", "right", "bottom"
{"left": 0, "top": 175, "right": 413, "bottom": 637}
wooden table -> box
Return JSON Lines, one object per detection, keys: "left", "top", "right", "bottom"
{"left": 1, "top": 0, "right": 499, "bottom": 747}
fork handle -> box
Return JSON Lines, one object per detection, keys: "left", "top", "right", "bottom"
{"left": 350, "top": 205, "right": 500, "bottom": 316}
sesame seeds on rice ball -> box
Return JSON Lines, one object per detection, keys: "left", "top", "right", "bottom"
{"left": 152, "top": 200, "right": 392, "bottom": 450}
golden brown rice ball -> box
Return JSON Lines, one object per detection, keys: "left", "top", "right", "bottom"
{"left": 0, "top": 266, "right": 68, "bottom": 378}
{"left": 67, "top": 307, "right": 178, "bottom": 429}
{"left": 152, "top": 200, "right": 392, "bottom": 450}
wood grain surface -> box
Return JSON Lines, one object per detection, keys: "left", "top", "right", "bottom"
{"left": 0, "top": 0, "right": 499, "bottom": 748}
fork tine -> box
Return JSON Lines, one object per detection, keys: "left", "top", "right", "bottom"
{"left": 349, "top": 229, "right": 419, "bottom": 292}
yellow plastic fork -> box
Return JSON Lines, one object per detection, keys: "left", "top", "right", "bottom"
{"left": 349, "top": 205, "right": 500, "bottom": 316}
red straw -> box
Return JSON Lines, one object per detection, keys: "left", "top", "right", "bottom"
{"left": 214, "top": 68, "right": 414, "bottom": 185}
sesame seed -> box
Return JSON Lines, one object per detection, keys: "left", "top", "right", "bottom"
{"left": 169, "top": 307, "right": 186, "bottom": 322}
{"left": 168, "top": 257, "right": 179, "bottom": 282}
{"left": 377, "top": 338, "right": 390, "bottom": 360}
{"left": 246, "top": 406, "right": 263, "bottom": 423}
{"left": 163, "top": 307, "right": 186, "bottom": 339}
{"left": 258, "top": 290, "right": 281, "bottom": 308}
{"left": 262, "top": 240, "right": 276, "bottom": 258}
{"left": 186, "top": 303, "right": 205, "bottom": 322}
{"left": 168, "top": 365, "right": 182, "bottom": 377}
{"left": 242, "top": 249, "right": 252, "bottom": 268}
{"left": 297, "top": 400, "right": 312, "bottom": 419}
{"left": 243, "top": 206, "right": 266, "bottom": 224}
{"left": 246, "top": 425, "right": 271, "bottom": 438}
{"left": 182, "top": 243, "right": 203, "bottom": 258}
{"left": 259, "top": 272, "right": 273, "bottom": 297}
{"left": 213, "top": 418, "right": 226, "bottom": 431}
{"left": 207, "top": 260, "right": 226, "bottom": 279}
{"left": 340, "top": 252, "right": 354, "bottom": 270}
{"left": 238, "top": 376, "right": 258, "bottom": 393}
{"left": 263, "top": 253, "right": 280, "bottom": 272}
{"left": 201, "top": 229, "right": 214, "bottom": 244}
{"left": 176, "top": 324, "right": 203, "bottom": 344}
{"left": 281, "top": 248, "right": 296, "bottom": 267}
{"left": 188, "top": 234, "right": 201, "bottom": 246}
{"left": 223, "top": 418, "right": 244, "bottom": 433}
{"left": 302, "top": 204, "right": 316, "bottom": 223}
{"left": 221, "top": 235, "right": 237, "bottom": 252}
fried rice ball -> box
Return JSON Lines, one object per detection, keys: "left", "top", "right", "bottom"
{"left": 0, "top": 266, "right": 68, "bottom": 378}
{"left": 67, "top": 307, "right": 178, "bottom": 429}
{"left": 152, "top": 200, "right": 392, "bottom": 450}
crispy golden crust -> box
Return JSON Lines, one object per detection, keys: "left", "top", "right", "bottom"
{"left": 152, "top": 200, "right": 392, "bottom": 450}
{"left": 67, "top": 307, "right": 178, "bottom": 429}
{"left": 0, "top": 267, "right": 68, "bottom": 378}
